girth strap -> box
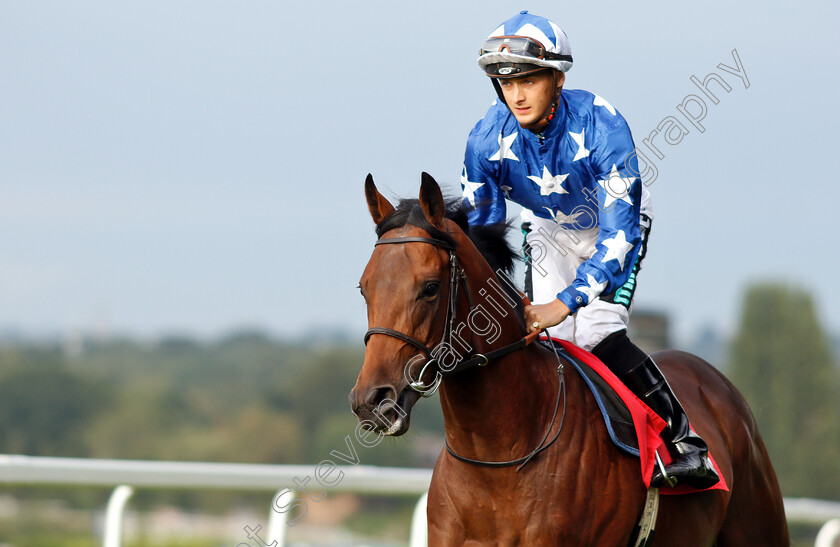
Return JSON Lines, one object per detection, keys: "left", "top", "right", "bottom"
{"left": 628, "top": 488, "right": 660, "bottom": 546}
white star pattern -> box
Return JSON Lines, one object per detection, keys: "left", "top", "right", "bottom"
{"left": 578, "top": 273, "right": 608, "bottom": 303}
{"left": 569, "top": 130, "right": 589, "bottom": 161}
{"left": 597, "top": 164, "right": 635, "bottom": 207}
{"left": 460, "top": 166, "right": 484, "bottom": 206}
{"left": 516, "top": 23, "right": 555, "bottom": 52}
{"left": 528, "top": 166, "right": 569, "bottom": 196}
{"left": 601, "top": 230, "right": 634, "bottom": 271}
{"left": 593, "top": 95, "right": 616, "bottom": 115}
{"left": 489, "top": 131, "right": 519, "bottom": 163}
{"left": 543, "top": 207, "right": 584, "bottom": 225}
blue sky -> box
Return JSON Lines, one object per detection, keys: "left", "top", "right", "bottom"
{"left": 1, "top": 0, "right": 838, "bottom": 346}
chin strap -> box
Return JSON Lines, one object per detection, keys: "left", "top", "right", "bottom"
{"left": 491, "top": 78, "right": 507, "bottom": 105}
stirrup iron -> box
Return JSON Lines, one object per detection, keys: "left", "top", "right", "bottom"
{"left": 654, "top": 450, "right": 677, "bottom": 488}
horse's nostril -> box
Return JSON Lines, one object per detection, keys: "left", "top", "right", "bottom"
{"left": 364, "top": 385, "right": 397, "bottom": 408}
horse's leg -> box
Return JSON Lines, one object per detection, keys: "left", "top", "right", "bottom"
{"left": 427, "top": 480, "right": 466, "bottom": 547}
{"left": 428, "top": 521, "right": 462, "bottom": 547}
{"left": 428, "top": 508, "right": 466, "bottom": 546}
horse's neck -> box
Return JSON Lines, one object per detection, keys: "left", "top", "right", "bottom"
{"left": 437, "top": 234, "right": 593, "bottom": 462}
{"left": 439, "top": 342, "right": 575, "bottom": 461}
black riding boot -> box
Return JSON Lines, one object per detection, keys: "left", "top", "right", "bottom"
{"left": 623, "top": 358, "right": 720, "bottom": 489}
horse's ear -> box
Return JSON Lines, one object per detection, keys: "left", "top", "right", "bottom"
{"left": 365, "top": 173, "right": 395, "bottom": 225}
{"left": 419, "top": 172, "right": 445, "bottom": 228}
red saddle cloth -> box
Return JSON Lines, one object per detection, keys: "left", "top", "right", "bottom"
{"left": 554, "top": 339, "right": 729, "bottom": 495}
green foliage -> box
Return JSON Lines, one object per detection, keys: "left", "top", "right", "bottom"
{"left": 0, "top": 356, "right": 110, "bottom": 456}
{"left": 0, "top": 333, "right": 444, "bottom": 469}
{"left": 728, "top": 282, "right": 840, "bottom": 499}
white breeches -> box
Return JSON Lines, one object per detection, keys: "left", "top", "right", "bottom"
{"left": 521, "top": 192, "right": 652, "bottom": 352}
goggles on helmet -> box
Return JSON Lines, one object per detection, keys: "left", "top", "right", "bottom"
{"left": 480, "top": 36, "right": 573, "bottom": 62}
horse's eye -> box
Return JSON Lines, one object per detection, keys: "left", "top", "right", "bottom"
{"left": 421, "top": 281, "right": 441, "bottom": 300}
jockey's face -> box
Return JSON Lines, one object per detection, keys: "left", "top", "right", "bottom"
{"left": 498, "top": 70, "right": 565, "bottom": 128}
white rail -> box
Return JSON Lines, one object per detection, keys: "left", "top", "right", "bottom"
{"left": 0, "top": 454, "right": 432, "bottom": 493}
{"left": 1, "top": 454, "right": 839, "bottom": 546}
{"left": 102, "top": 485, "right": 133, "bottom": 547}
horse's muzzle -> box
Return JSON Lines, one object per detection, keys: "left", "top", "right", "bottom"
{"left": 349, "top": 384, "right": 421, "bottom": 436}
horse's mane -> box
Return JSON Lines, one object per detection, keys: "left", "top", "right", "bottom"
{"left": 375, "top": 198, "right": 519, "bottom": 276}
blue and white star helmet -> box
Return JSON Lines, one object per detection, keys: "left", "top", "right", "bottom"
{"left": 478, "top": 11, "right": 573, "bottom": 78}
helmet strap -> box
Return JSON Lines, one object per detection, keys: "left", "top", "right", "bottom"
{"left": 491, "top": 78, "right": 507, "bottom": 105}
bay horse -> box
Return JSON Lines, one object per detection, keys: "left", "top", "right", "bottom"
{"left": 350, "top": 172, "right": 788, "bottom": 545}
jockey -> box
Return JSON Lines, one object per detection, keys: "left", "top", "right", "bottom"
{"left": 461, "top": 10, "right": 719, "bottom": 489}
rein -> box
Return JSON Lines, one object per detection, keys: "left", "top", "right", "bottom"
{"left": 444, "top": 338, "right": 566, "bottom": 471}
{"left": 363, "top": 234, "right": 567, "bottom": 470}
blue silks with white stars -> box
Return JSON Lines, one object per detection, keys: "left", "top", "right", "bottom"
{"left": 461, "top": 88, "right": 642, "bottom": 314}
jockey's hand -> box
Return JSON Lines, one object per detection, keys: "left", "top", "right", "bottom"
{"left": 525, "top": 299, "right": 571, "bottom": 334}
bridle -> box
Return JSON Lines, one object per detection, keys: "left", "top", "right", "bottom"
{"left": 364, "top": 235, "right": 464, "bottom": 397}
{"left": 362, "top": 233, "right": 567, "bottom": 470}
{"left": 363, "top": 234, "right": 541, "bottom": 394}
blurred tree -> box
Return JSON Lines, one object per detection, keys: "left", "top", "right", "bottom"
{"left": 0, "top": 334, "right": 448, "bottom": 470}
{"left": 728, "top": 283, "right": 840, "bottom": 499}
{"left": 0, "top": 363, "right": 108, "bottom": 456}
{"left": 275, "top": 347, "right": 365, "bottom": 431}
{"left": 83, "top": 380, "right": 185, "bottom": 459}
{"left": 154, "top": 406, "right": 305, "bottom": 464}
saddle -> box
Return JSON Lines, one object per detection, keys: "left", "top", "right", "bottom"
{"left": 544, "top": 338, "right": 728, "bottom": 494}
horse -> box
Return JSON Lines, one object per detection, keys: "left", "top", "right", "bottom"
{"left": 350, "top": 172, "right": 789, "bottom": 546}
